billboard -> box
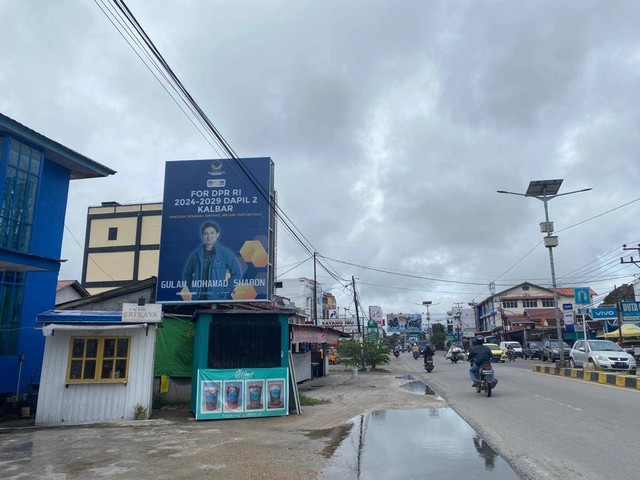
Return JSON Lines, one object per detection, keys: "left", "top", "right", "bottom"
{"left": 369, "top": 306, "right": 385, "bottom": 326}
{"left": 196, "top": 367, "right": 288, "bottom": 420}
{"left": 156, "top": 158, "right": 274, "bottom": 304}
{"left": 386, "top": 313, "right": 422, "bottom": 333}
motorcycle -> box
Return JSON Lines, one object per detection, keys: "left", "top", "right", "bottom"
{"left": 448, "top": 351, "right": 464, "bottom": 364}
{"left": 506, "top": 349, "right": 516, "bottom": 362}
{"left": 413, "top": 350, "right": 419, "bottom": 360}
{"left": 393, "top": 349, "right": 400, "bottom": 358}
{"left": 424, "top": 355, "right": 434, "bottom": 372}
{"left": 475, "top": 362, "right": 496, "bottom": 397}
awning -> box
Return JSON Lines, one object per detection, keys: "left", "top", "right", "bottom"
{"left": 603, "top": 324, "right": 640, "bottom": 338}
{"left": 291, "top": 325, "right": 346, "bottom": 344}
{"left": 41, "top": 323, "right": 150, "bottom": 337}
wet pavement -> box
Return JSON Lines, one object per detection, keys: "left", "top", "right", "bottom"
{"left": 0, "top": 372, "right": 520, "bottom": 479}
{"left": 319, "top": 408, "right": 519, "bottom": 480}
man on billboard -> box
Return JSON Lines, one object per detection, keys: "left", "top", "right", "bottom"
{"left": 181, "top": 221, "right": 241, "bottom": 301}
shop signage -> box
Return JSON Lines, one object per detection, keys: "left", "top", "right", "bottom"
{"left": 620, "top": 301, "right": 640, "bottom": 323}
{"left": 121, "top": 303, "right": 162, "bottom": 323}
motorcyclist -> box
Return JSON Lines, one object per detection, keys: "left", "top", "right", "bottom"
{"left": 411, "top": 343, "right": 419, "bottom": 358}
{"left": 423, "top": 344, "right": 435, "bottom": 365}
{"left": 506, "top": 344, "right": 515, "bottom": 360}
{"left": 447, "top": 343, "right": 463, "bottom": 360}
{"left": 393, "top": 345, "right": 400, "bottom": 357}
{"left": 468, "top": 337, "right": 497, "bottom": 388}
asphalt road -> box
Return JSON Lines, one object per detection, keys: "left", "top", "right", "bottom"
{"left": 396, "top": 352, "right": 640, "bottom": 480}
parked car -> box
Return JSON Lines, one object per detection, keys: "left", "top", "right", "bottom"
{"left": 523, "top": 341, "right": 542, "bottom": 359}
{"left": 484, "top": 343, "right": 506, "bottom": 363}
{"left": 499, "top": 341, "right": 523, "bottom": 358}
{"left": 569, "top": 339, "right": 637, "bottom": 374}
{"left": 542, "top": 340, "right": 571, "bottom": 362}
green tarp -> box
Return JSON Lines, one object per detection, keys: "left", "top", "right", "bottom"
{"left": 154, "top": 316, "right": 194, "bottom": 377}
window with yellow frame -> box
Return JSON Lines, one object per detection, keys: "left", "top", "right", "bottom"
{"left": 66, "top": 336, "right": 131, "bottom": 383}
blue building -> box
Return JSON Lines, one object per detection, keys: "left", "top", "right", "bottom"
{"left": 0, "top": 113, "right": 115, "bottom": 403}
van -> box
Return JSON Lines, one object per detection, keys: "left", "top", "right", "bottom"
{"left": 499, "top": 341, "right": 523, "bottom": 358}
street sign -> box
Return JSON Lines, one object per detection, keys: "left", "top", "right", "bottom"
{"left": 574, "top": 288, "right": 591, "bottom": 305}
{"left": 620, "top": 301, "right": 640, "bottom": 323}
{"left": 591, "top": 307, "right": 617, "bottom": 319}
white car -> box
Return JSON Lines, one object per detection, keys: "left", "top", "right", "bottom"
{"left": 499, "top": 341, "right": 523, "bottom": 358}
{"left": 569, "top": 339, "right": 637, "bottom": 374}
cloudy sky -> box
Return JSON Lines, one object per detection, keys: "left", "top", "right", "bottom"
{"left": 2, "top": 1, "right": 640, "bottom": 319}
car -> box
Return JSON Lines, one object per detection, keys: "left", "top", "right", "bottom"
{"left": 523, "top": 341, "right": 542, "bottom": 359}
{"left": 499, "top": 341, "right": 523, "bottom": 358}
{"left": 484, "top": 343, "right": 505, "bottom": 363}
{"left": 542, "top": 340, "right": 570, "bottom": 362}
{"left": 569, "top": 339, "right": 637, "bottom": 374}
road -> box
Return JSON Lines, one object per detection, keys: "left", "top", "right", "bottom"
{"left": 394, "top": 352, "right": 640, "bottom": 480}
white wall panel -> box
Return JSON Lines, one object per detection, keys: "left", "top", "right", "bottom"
{"left": 36, "top": 325, "right": 157, "bottom": 426}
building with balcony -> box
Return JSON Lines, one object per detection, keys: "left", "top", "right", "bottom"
{"left": 474, "top": 282, "right": 597, "bottom": 344}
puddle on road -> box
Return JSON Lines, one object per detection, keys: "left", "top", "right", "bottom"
{"left": 319, "top": 408, "right": 518, "bottom": 480}
{"left": 400, "top": 380, "right": 436, "bottom": 395}
{"left": 395, "top": 374, "right": 415, "bottom": 380}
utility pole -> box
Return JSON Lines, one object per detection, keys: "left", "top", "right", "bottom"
{"left": 352, "top": 276, "right": 361, "bottom": 336}
{"left": 621, "top": 244, "right": 640, "bottom": 269}
{"left": 313, "top": 252, "right": 317, "bottom": 326}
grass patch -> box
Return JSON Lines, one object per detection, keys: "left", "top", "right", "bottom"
{"left": 299, "top": 393, "right": 330, "bottom": 406}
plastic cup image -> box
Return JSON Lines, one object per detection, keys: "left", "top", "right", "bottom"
{"left": 226, "top": 385, "right": 240, "bottom": 409}
{"left": 268, "top": 382, "right": 284, "bottom": 408}
{"left": 204, "top": 386, "right": 219, "bottom": 411}
{"left": 248, "top": 385, "right": 262, "bottom": 409}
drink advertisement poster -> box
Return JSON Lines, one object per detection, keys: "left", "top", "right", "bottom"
{"left": 196, "top": 367, "right": 288, "bottom": 420}
{"left": 156, "top": 158, "right": 274, "bottom": 304}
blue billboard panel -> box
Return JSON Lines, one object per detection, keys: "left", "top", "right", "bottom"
{"left": 591, "top": 307, "right": 617, "bottom": 319}
{"left": 156, "top": 158, "right": 273, "bottom": 304}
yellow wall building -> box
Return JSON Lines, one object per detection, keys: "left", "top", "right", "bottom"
{"left": 82, "top": 202, "right": 162, "bottom": 294}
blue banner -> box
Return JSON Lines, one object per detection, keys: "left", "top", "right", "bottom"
{"left": 156, "top": 158, "right": 273, "bottom": 303}
{"left": 620, "top": 301, "right": 640, "bottom": 323}
{"left": 196, "top": 367, "right": 288, "bottom": 420}
{"left": 591, "top": 307, "right": 617, "bottom": 319}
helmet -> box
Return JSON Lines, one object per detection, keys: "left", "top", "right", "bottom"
{"left": 474, "top": 336, "right": 484, "bottom": 345}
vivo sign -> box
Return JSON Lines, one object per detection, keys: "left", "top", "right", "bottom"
{"left": 591, "top": 307, "right": 617, "bottom": 319}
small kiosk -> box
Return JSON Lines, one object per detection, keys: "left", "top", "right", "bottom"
{"left": 191, "top": 310, "right": 291, "bottom": 420}
{"left": 34, "top": 306, "right": 161, "bottom": 426}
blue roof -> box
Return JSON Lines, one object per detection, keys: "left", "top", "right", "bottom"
{"left": 37, "top": 310, "right": 123, "bottom": 324}
{"left": 0, "top": 113, "right": 116, "bottom": 180}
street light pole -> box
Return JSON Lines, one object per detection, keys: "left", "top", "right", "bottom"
{"left": 423, "top": 301, "right": 432, "bottom": 338}
{"left": 497, "top": 179, "right": 592, "bottom": 368}
{"left": 541, "top": 190, "right": 564, "bottom": 365}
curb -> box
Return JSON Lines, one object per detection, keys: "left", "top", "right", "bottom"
{"left": 532, "top": 365, "right": 640, "bottom": 390}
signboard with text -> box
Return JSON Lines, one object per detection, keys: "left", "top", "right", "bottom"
{"left": 591, "top": 307, "right": 617, "bottom": 319}
{"left": 121, "top": 303, "right": 162, "bottom": 323}
{"left": 620, "top": 301, "right": 640, "bottom": 323}
{"left": 156, "top": 158, "right": 274, "bottom": 304}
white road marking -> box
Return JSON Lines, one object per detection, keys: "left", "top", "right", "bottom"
{"left": 534, "top": 394, "right": 583, "bottom": 411}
